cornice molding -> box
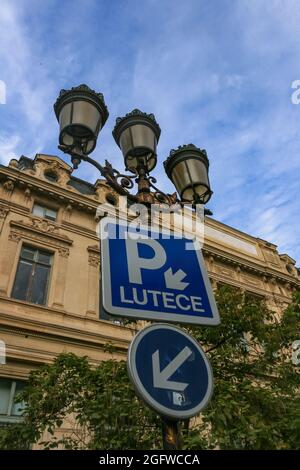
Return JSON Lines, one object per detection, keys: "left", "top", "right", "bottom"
{"left": 0, "top": 197, "right": 30, "bottom": 215}
{"left": 9, "top": 219, "right": 73, "bottom": 248}
{"left": 207, "top": 272, "right": 293, "bottom": 302}
{"left": 0, "top": 309, "right": 134, "bottom": 351}
{"left": 87, "top": 244, "right": 100, "bottom": 254}
{"left": 0, "top": 166, "right": 103, "bottom": 214}
{"left": 0, "top": 294, "right": 135, "bottom": 332}
{"left": 205, "top": 217, "right": 268, "bottom": 249}
{"left": 203, "top": 247, "right": 300, "bottom": 288}
{"left": 61, "top": 220, "right": 99, "bottom": 240}
{"left": 1, "top": 325, "right": 129, "bottom": 355}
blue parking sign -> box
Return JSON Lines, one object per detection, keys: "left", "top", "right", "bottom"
{"left": 101, "top": 218, "right": 220, "bottom": 326}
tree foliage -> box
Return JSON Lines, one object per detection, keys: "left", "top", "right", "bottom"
{"left": 0, "top": 286, "right": 299, "bottom": 450}
{"left": 184, "top": 287, "right": 300, "bottom": 449}
{"left": 0, "top": 353, "right": 161, "bottom": 450}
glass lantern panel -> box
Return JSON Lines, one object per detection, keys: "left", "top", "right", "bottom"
{"left": 171, "top": 157, "right": 209, "bottom": 201}
{"left": 59, "top": 102, "right": 72, "bottom": 131}
{"left": 125, "top": 152, "right": 156, "bottom": 172}
{"left": 130, "top": 124, "right": 156, "bottom": 151}
{"left": 72, "top": 100, "right": 101, "bottom": 136}
{"left": 182, "top": 184, "right": 208, "bottom": 201}
{"left": 186, "top": 159, "right": 209, "bottom": 187}
{"left": 85, "top": 138, "right": 96, "bottom": 154}
{"left": 61, "top": 132, "right": 74, "bottom": 146}
{"left": 171, "top": 160, "right": 191, "bottom": 197}
{"left": 120, "top": 124, "right": 157, "bottom": 168}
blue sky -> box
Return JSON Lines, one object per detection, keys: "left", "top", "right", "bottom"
{"left": 0, "top": 0, "right": 299, "bottom": 263}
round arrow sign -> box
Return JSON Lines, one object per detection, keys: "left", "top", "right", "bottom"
{"left": 127, "top": 323, "right": 213, "bottom": 420}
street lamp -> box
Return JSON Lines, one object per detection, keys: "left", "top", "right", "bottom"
{"left": 164, "top": 144, "right": 212, "bottom": 204}
{"left": 54, "top": 84, "right": 213, "bottom": 210}
{"left": 54, "top": 84, "right": 109, "bottom": 168}
{"left": 112, "top": 108, "right": 161, "bottom": 173}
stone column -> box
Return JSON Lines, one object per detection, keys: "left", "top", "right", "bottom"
{"left": 51, "top": 247, "right": 70, "bottom": 310}
{"left": 86, "top": 248, "right": 100, "bottom": 317}
{"left": 0, "top": 204, "right": 9, "bottom": 234}
{"left": 208, "top": 254, "right": 215, "bottom": 272}
{"left": 0, "top": 231, "right": 21, "bottom": 296}
{"left": 270, "top": 276, "right": 281, "bottom": 295}
{"left": 262, "top": 275, "right": 272, "bottom": 294}
{"left": 235, "top": 265, "right": 242, "bottom": 283}
{"left": 210, "top": 278, "right": 218, "bottom": 293}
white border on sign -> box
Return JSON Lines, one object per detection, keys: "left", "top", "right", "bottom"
{"left": 127, "top": 323, "right": 214, "bottom": 420}
{"left": 100, "top": 217, "right": 220, "bottom": 326}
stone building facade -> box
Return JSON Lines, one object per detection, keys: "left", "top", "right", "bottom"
{"left": 0, "top": 153, "right": 299, "bottom": 424}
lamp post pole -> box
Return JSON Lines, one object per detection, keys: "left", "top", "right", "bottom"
{"left": 54, "top": 84, "right": 214, "bottom": 450}
{"left": 162, "top": 419, "right": 182, "bottom": 450}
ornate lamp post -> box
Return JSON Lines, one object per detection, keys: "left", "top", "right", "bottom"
{"left": 54, "top": 84, "right": 213, "bottom": 211}
{"left": 54, "top": 83, "right": 214, "bottom": 450}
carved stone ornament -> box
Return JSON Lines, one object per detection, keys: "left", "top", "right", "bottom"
{"left": 94, "top": 180, "right": 111, "bottom": 201}
{"left": 31, "top": 217, "right": 59, "bottom": 234}
{"left": 9, "top": 232, "right": 21, "bottom": 243}
{"left": 88, "top": 253, "right": 100, "bottom": 267}
{"left": 24, "top": 187, "right": 31, "bottom": 198}
{"left": 58, "top": 247, "right": 70, "bottom": 258}
{"left": 0, "top": 204, "right": 9, "bottom": 219}
{"left": 32, "top": 156, "right": 72, "bottom": 188}
{"left": 3, "top": 179, "right": 15, "bottom": 192}
{"left": 8, "top": 159, "right": 19, "bottom": 168}
{"left": 88, "top": 245, "right": 100, "bottom": 267}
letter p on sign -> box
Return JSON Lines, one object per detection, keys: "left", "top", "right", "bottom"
{"left": 125, "top": 238, "right": 167, "bottom": 285}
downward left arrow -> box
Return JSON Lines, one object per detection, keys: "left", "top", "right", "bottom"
{"left": 152, "top": 346, "right": 192, "bottom": 391}
{"left": 164, "top": 268, "right": 189, "bottom": 291}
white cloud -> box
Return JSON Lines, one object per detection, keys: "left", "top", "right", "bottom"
{"left": 0, "top": 134, "right": 20, "bottom": 165}
{"left": 0, "top": 0, "right": 299, "bottom": 263}
{"left": 0, "top": 0, "right": 57, "bottom": 157}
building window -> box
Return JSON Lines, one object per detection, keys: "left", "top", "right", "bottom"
{"left": 12, "top": 246, "right": 52, "bottom": 305}
{"left": 44, "top": 170, "right": 58, "bottom": 183}
{"left": 244, "top": 291, "right": 264, "bottom": 305}
{"left": 0, "top": 378, "right": 26, "bottom": 423}
{"left": 32, "top": 203, "right": 57, "bottom": 221}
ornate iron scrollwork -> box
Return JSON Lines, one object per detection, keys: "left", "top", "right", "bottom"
{"left": 58, "top": 144, "right": 179, "bottom": 207}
